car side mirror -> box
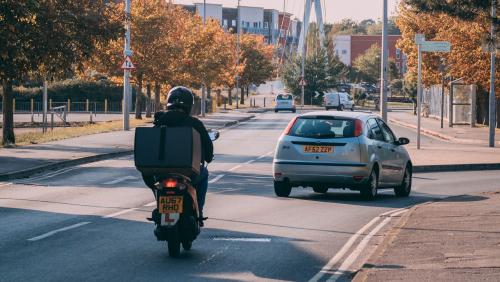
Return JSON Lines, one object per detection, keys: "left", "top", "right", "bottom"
{"left": 208, "top": 130, "right": 220, "bottom": 141}
{"left": 396, "top": 137, "right": 410, "bottom": 146}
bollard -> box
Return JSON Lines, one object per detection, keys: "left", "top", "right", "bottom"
{"left": 49, "top": 99, "right": 52, "bottom": 109}
{"left": 86, "top": 99, "right": 89, "bottom": 112}
{"left": 30, "top": 98, "right": 34, "bottom": 113}
{"left": 51, "top": 112, "right": 54, "bottom": 131}
{"left": 105, "top": 99, "right": 108, "bottom": 115}
{"left": 224, "top": 99, "right": 226, "bottom": 110}
{"left": 13, "top": 99, "right": 15, "bottom": 113}
{"left": 67, "top": 98, "right": 71, "bottom": 112}
{"left": 31, "top": 113, "right": 34, "bottom": 123}
{"left": 90, "top": 111, "right": 93, "bottom": 123}
{"left": 264, "top": 97, "right": 266, "bottom": 108}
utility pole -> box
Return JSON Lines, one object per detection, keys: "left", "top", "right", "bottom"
{"left": 201, "top": 0, "right": 207, "bottom": 117}
{"left": 489, "top": 0, "right": 497, "bottom": 147}
{"left": 123, "top": 0, "right": 132, "bottom": 131}
{"left": 380, "top": 0, "right": 388, "bottom": 122}
{"left": 236, "top": 0, "right": 241, "bottom": 109}
{"left": 439, "top": 58, "right": 446, "bottom": 129}
{"left": 417, "top": 42, "right": 422, "bottom": 149}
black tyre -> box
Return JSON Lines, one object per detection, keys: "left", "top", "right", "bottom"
{"left": 394, "top": 165, "right": 412, "bottom": 197}
{"left": 274, "top": 181, "right": 291, "bottom": 197}
{"left": 325, "top": 107, "right": 329, "bottom": 111}
{"left": 361, "top": 168, "right": 378, "bottom": 200}
{"left": 312, "top": 186, "right": 328, "bottom": 193}
{"left": 350, "top": 105, "right": 355, "bottom": 111}
{"left": 292, "top": 109, "right": 296, "bottom": 113}
{"left": 338, "top": 105, "right": 344, "bottom": 111}
{"left": 167, "top": 230, "right": 181, "bottom": 257}
{"left": 182, "top": 241, "right": 192, "bottom": 251}
{"left": 275, "top": 109, "right": 278, "bottom": 113}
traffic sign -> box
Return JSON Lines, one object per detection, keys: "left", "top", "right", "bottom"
{"left": 299, "top": 77, "right": 307, "bottom": 86}
{"left": 121, "top": 56, "right": 136, "bottom": 70}
{"left": 415, "top": 34, "right": 426, "bottom": 44}
{"left": 420, "top": 41, "right": 451, "bottom": 52}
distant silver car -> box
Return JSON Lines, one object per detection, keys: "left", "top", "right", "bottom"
{"left": 272, "top": 111, "right": 412, "bottom": 200}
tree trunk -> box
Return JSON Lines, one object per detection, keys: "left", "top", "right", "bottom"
{"left": 246, "top": 85, "right": 250, "bottom": 98}
{"left": 154, "top": 81, "right": 161, "bottom": 112}
{"left": 2, "top": 79, "right": 15, "bottom": 145}
{"left": 228, "top": 88, "right": 233, "bottom": 105}
{"left": 207, "top": 87, "right": 211, "bottom": 99}
{"left": 497, "top": 99, "right": 500, "bottom": 128}
{"left": 135, "top": 74, "right": 143, "bottom": 119}
{"left": 240, "top": 86, "right": 245, "bottom": 104}
{"left": 145, "top": 82, "right": 152, "bottom": 118}
{"left": 216, "top": 89, "right": 221, "bottom": 107}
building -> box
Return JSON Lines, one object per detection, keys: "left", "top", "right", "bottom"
{"left": 181, "top": 3, "right": 301, "bottom": 48}
{"left": 332, "top": 35, "right": 406, "bottom": 75}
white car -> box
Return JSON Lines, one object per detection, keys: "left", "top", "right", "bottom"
{"left": 324, "top": 92, "right": 355, "bottom": 111}
{"left": 274, "top": 93, "right": 296, "bottom": 113}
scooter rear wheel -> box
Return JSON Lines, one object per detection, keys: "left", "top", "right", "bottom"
{"left": 182, "top": 241, "right": 192, "bottom": 251}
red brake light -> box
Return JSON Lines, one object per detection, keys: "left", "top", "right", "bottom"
{"left": 163, "top": 179, "right": 178, "bottom": 188}
{"left": 354, "top": 119, "right": 363, "bottom": 137}
{"left": 283, "top": 117, "right": 298, "bottom": 135}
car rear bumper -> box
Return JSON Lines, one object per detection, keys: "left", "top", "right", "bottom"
{"left": 273, "top": 161, "right": 371, "bottom": 188}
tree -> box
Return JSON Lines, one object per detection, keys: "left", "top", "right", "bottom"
{"left": 238, "top": 34, "right": 275, "bottom": 104}
{"left": 353, "top": 44, "right": 400, "bottom": 84}
{"left": 0, "top": 0, "right": 121, "bottom": 145}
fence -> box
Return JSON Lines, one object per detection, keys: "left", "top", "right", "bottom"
{"left": 0, "top": 98, "right": 159, "bottom": 114}
{"left": 423, "top": 84, "right": 476, "bottom": 126}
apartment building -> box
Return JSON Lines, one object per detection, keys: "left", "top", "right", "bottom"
{"left": 332, "top": 35, "right": 407, "bottom": 74}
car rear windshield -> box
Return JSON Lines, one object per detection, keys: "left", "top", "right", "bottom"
{"left": 277, "top": 94, "right": 293, "bottom": 100}
{"left": 290, "top": 117, "right": 356, "bottom": 139}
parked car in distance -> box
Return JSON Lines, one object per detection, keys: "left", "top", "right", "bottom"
{"left": 274, "top": 93, "right": 296, "bottom": 113}
{"left": 272, "top": 111, "right": 412, "bottom": 200}
{"left": 324, "top": 92, "right": 355, "bottom": 111}
{"left": 335, "top": 83, "right": 352, "bottom": 93}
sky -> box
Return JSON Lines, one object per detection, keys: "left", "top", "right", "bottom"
{"left": 172, "top": 0, "right": 401, "bottom": 23}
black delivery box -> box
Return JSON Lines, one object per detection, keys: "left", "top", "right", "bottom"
{"left": 134, "top": 126, "right": 201, "bottom": 179}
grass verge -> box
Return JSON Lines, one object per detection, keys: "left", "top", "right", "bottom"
{"left": 6, "top": 118, "right": 152, "bottom": 147}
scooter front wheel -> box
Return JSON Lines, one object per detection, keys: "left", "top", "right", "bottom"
{"left": 182, "top": 241, "right": 192, "bottom": 251}
{"left": 167, "top": 230, "right": 181, "bottom": 257}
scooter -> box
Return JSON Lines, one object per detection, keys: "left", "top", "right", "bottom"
{"left": 149, "top": 130, "right": 219, "bottom": 257}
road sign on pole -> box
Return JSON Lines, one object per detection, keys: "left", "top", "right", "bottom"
{"left": 121, "top": 56, "right": 136, "bottom": 70}
{"left": 420, "top": 41, "right": 451, "bottom": 52}
{"left": 415, "top": 36, "right": 451, "bottom": 150}
{"left": 299, "top": 77, "right": 307, "bottom": 86}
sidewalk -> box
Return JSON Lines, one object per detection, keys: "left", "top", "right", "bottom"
{"left": 389, "top": 110, "right": 500, "bottom": 146}
{"left": 0, "top": 111, "right": 256, "bottom": 180}
{"left": 354, "top": 191, "right": 500, "bottom": 282}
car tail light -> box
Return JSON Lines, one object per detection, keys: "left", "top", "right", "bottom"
{"left": 353, "top": 176, "right": 364, "bottom": 182}
{"left": 354, "top": 119, "right": 363, "bottom": 137}
{"left": 283, "top": 117, "right": 298, "bottom": 135}
{"left": 163, "top": 179, "right": 177, "bottom": 188}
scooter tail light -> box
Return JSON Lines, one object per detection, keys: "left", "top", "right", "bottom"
{"left": 163, "top": 179, "right": 178, "bottom": 188}
{"left": 354, "top": 119, "right": 363, "bottom": 137}
{"left": 283, "top": 117, "right": 298, "bottom": 135}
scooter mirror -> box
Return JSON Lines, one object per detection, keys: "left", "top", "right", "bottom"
{"left": 208, "top": 130, "right": 220, "bottom": 141}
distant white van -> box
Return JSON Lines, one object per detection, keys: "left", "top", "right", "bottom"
{"left": 323, "top": 92, "right": 355, "bottom": 111}
{"left": 274, "top": 93, "right": 296, "bottom": 113}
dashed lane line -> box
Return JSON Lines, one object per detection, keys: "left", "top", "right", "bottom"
{"left": 102, "top": 208, "right": 138, "bottom": 219}
{"left": 27, "top": 222, "right": 91, "bottom": 242}
{"left": 209, "top": 174, "right": 225, "bottom": 184}
{"left": 103, "top": 175, "right": 138, "bottom": 185}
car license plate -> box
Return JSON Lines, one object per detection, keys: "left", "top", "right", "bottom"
{"left": 303, "top": 145, "right": 333, "bottom": 153}
{"left": 159, "top": 196, "right": 183, "bottom": 214}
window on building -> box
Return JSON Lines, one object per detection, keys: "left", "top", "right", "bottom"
{"left": 223, "top": 19, "right": 228, "bottom": 27}
{"left": 264, "top": 22, "right": 269, "bottom": 29}
{"left": 396, "top": 48, "right": 401, "bottom": 59}
{"left": 232, "top": 20, "right": 236, "bottom": 26}
{"left": 254, "top": 22, "right": 258, "bottom": 28}
{"left": 396, "top": 62, "right": 401, "bottom": 69}
{"left": 341, "top": 49, "right": 347, "bottom": 55}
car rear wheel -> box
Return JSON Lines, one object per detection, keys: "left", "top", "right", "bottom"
{"left": 313, "top": 187, "right": 328, "bottom": 193}
{"left": 361, "top": 169, "right": 378, "bottom": 200}
{"left": 338, "top": 105, "right": 344, "bottom": 111}
{"left": 394, "top": 165, "right": 412, "bottom": 197}
{"left": 350, "top": 105, "right": 355, "bottom": 111}
{"left": 274, "top": 181, "right": 291, "bottom": 197}
{"left": 275, "top": 109, "right": 278, "bottom": 113}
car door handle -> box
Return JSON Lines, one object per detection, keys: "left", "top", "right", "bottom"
{"left": 377, "top": 145, "right": 383, "bottom": 149}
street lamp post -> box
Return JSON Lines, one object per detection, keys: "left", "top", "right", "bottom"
{"left": 201, "top": 0, "right": 207, "bottom": 117}
{"left": 380, "top": 0, "right": 388, "bottom": 122}
{"left": 489, "top": 0, "right": 497, "bottom": 147}
{"left": 123, "top": 0, "right": 132, "bottom": 131}
{"left": 236, "top": 0, "right": 241, "bottom": 109}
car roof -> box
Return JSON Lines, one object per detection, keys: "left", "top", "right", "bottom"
{"left": 299, "top": 111, "right": 378, "bottom": 120}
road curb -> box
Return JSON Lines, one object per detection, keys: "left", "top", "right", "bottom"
{"left": 0, "top": 114, "right": 257, "bottom": 182}
{"left": 413, "top": 163, "right": 500, "bottom": 173}
{"left": 0, "top": 150, "right": 133, "bottom": 181}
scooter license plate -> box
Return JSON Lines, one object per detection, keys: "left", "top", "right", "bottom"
{"left": 159, "top": 196, "right": 183, "bottom": 214}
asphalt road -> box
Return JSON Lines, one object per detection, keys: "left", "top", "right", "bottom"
{"left": 1, "top": 111, "right": 498, "bottom": 282}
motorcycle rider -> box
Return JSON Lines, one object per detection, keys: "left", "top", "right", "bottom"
{"left": 142, "top": 86, "right": 214, "bottom": 226}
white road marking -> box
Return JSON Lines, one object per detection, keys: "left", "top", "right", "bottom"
{"left": 244, "top": 160, "right": 255, "bottom": 165}
{"left": 27, "top": 222, "right": 91, "bottom": 241}
{"left": 213, "top": 237, "right": 271, "bottom": 242}
{"left": 102, "top": 208, "right": 137, "bottom": 218}
{"left": 326, "top": 217, "right": 392, "bottom": 282}
{"left": 0, "top": 182, "right": 12, "bottom": 187}
{"left": 228, "top": 165, "right": 242, "bottom": 172}
{"left": 309, "top": 208, "right": 409, "bottom": 282}
{"left": 209, "top": 174, "right": 225, "bottom": 184}
{"left": 144, "top": 201, "right": 157, "bottom": 207}
{"left": 15, "top": 167, "right": 78, "bottom": 184}
{"left": 103, "top": 175, "right": 137, "bottom": 185}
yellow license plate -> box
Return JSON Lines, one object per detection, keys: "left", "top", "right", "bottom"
{"left": 159, "top": 196, "right": 183, "bottom": 214}
{"left": 303, "top": 145, "right": 333, "bottom": 153}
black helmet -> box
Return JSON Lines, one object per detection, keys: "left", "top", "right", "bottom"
{"left": 167, "top": 86, "right": 194, "bottom": 113}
